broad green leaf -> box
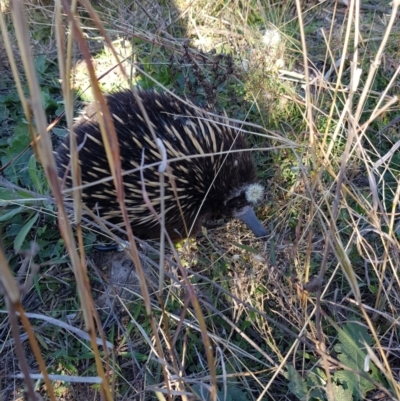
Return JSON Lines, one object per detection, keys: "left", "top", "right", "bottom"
{"left": 332, "top": 381, "right": 353, "bottom": 401}
{"left": 35, "top": 55, "right": 47, "bottom": 75}
{"left": 306, "top": 369, "right": 326, "bottom": 400}
{"left": 333, "top": 322, "right": 380, "bottom": 400}
{"left": 286, "top": 365, "right": 307, "bottom": 400}
{"left": 12, "top": 122, "right": 31, "bottom": 148}
{"left": 14, "top": 213, "right": 39, "bottom": 251}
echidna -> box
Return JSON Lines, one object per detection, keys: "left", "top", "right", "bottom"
{"left": 56, "top": 89, "right": 267, "bottom": 241}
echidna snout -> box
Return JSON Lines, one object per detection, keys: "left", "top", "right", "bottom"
{"left": 56, "top": 89, "right": 267, "bottom": 241}
{"left": 234, "top": 206, "right": 267, "bottom": 238}
{"left": 223, "top": 183, "right": 267, "bottom": 238}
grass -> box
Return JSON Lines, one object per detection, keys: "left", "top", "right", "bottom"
{"left": 0, "top": 0, "right": 400, "bottom": 400}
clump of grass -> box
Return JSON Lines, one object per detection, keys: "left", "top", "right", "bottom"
{"left": 1, "top": 0, "right": 400, "bottom": 400}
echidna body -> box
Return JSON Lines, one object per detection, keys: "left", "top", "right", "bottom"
{"left": 56, "top": 89, "right": 267, "bottom": 241}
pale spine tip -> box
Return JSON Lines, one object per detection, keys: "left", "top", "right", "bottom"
{"left": 245, "top": 183, "right": 264, "bottom": 204}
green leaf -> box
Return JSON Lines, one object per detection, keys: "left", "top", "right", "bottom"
{"left": 0, "top": 188, "right": 21, "bottom": 206}
{"left": 224, "top": 385, "right": 251, "bottom": 401}
{"left": 191, "top": 384, "right": 251, "bottom": 401}
{"left": 0, "top": 206, "right": 24, "bottom": 222}
{"left": 232, "top": 242, "right": 259, "bottom": 254}
{"left": 332, "top": 381, "right": 353, "bottom": 401}
{"left": 12, "top": 122, "right": 31, "bottom": 148}
{"left": 0, "top": 187, "right": 37, "bottom": 206}
{"left": 35, "top": 332, "right": 49, "bottom": 350}
{"left": 0, "top": 103, "right": 9, "bottom": 120}
{"left": 28, "top": 155, "right": 43, "bottom": 193}
{"left": 286, "top": 365, "right": 307, "bottom": 400}
{"left": 14, "top": 213, "right": 39, "bottom": 251}
{"left": 35, "top": 55, "right": 47, "bottom": 75}
{"left": 33, "top": 274, "right": 43, "bottom": 302}
{"left": 40, "top": 88, "right": 57, "bottom": 111}
{"left": 306, "top": 369, "right": 326, "bottom": 400}
{"left": 52, "top": 127, "right": 67, "bottom": 138}
{"left": 333, "top": 322, "right": 379, "bottom": 400}
{"left": 1, "top": 122, "right": 33, "bottom": 185}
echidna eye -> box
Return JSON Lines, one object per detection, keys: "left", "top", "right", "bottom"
{"left": 225, "top": 194, "right": 247, "bottom": 211}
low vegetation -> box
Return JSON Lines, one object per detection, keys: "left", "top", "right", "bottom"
{"left": 0, "top": 0, "right": 399, "bottom": 400}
